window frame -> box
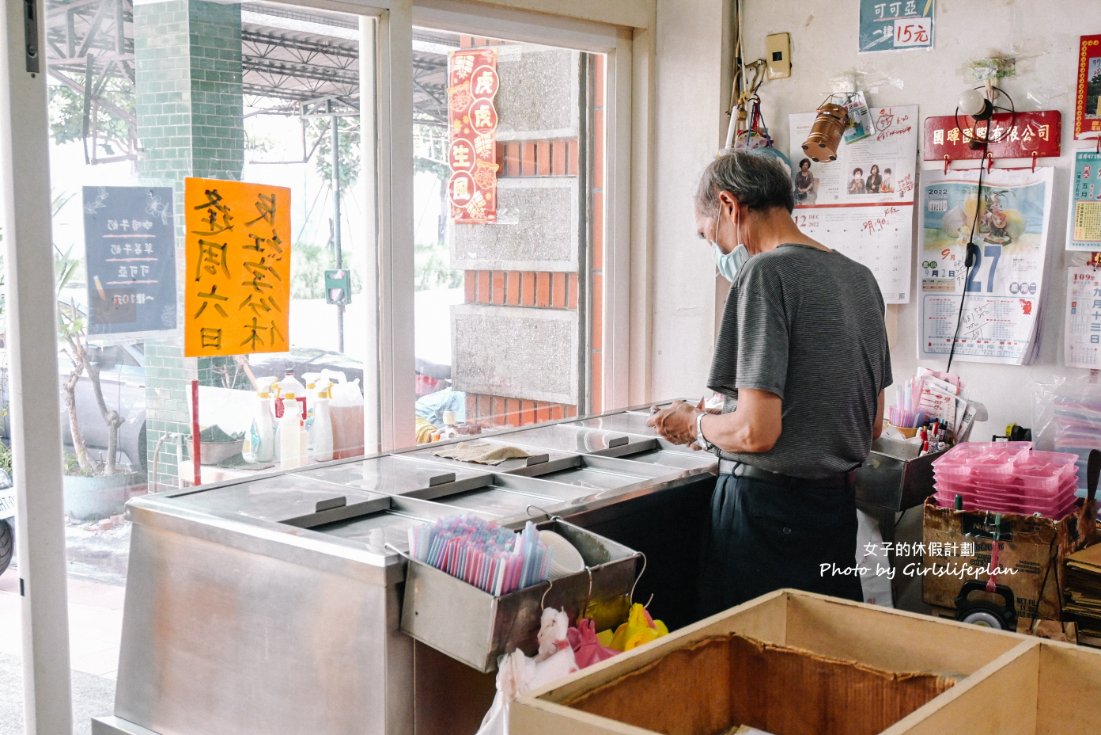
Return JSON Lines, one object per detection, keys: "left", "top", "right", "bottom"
{"left": 1, "top": 0, "right": 650, "bottom": 725}
{"left": 410, "top": 0, "right": 637, "bottom": 419}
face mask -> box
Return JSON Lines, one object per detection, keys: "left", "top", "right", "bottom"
{"left": 712, "top": 242, "right": 749, "bottom": 283}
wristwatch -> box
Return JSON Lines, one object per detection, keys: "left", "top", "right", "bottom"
{"left": 695, "top": 411, "right": 716, "bottom": 453}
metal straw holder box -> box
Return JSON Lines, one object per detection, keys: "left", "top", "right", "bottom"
{"left": 400, "top": 519, "right": 643, "bottom": 672}
{"left": 855, "top": 436, "right": 945, "bottom": 512}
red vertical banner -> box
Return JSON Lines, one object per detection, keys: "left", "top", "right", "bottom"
{"left": 448, "top": 49, "right": 499, "bottom": 223}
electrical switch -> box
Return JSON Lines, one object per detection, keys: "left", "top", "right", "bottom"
{"left": 765, "top": 33, "right": 791, "bottom": 79}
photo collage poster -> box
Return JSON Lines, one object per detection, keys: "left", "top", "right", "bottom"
{"left": 788, "top": 105, "right": 919, "bottom": 303}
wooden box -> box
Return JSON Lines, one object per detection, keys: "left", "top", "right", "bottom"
{"left": 900, "top": 639, "right": 1101, "bottom": 734}
{"left": 511, "top": 589, "right": 1028, "bottom": 735}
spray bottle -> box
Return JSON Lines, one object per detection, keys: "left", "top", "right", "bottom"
{"left": 278, "top": 392, "right": 306, "bottom": 469}
{"left": 242, "top": 389, "right": 274, "bottom": 463}
{"left": 275, "top": 369, "right": 306, "bottom": 420}
{"left": 310, "top": 384, "right": 334, "bottom": 462}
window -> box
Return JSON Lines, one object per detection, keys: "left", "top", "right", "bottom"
{"left": 2, "top": 1, "right": 640, "bottom": 727}
{"left": 409, "top": 15, "right": 619, "bottom": 445}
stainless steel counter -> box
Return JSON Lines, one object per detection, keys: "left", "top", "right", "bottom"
{"left": 92, "top": 407, "right": 717, "bottom": 735}
{"left": 93, "top": 406, "right": 930, "bottom": 735}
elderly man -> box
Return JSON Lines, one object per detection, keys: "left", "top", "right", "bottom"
{"left": 649, "top": 150, "right": 892, "bottom": 614}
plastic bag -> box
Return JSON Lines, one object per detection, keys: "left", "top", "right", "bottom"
{"left": 598, "top": 602, "right": 669, "bottom": 652}
{"left": 567, "top": 617, "right": 620, "bottom": 669}
{"left": 1033, "top": 375, "right": 1101, "bottom": 486}
{"left": 475, "top": 608, "right": 578, "bottom": 735}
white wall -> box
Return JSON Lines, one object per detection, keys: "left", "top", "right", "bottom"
{"left": 651, "top": 0, "right": 1101, "bottom": 440}
{"left": 649, "top": 0, "right": 733, "bottom": 398}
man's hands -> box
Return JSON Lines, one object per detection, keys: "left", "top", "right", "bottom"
{"left": 646, "top": 400, "right": 703, "bottom": 448}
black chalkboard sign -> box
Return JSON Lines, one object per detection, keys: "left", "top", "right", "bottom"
{"left": 82, "top": 186, "right": 177, "bottom": 335}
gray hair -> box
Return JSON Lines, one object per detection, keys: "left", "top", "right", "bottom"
{"left": 694, "top": 149, "right": 795, "bottom": 216}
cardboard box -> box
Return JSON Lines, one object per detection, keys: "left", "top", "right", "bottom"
{"left": 511, "top": 589, "right": 1026, "bottom": 735}
{"left": 921, "top": 498, "right": 1096, "bottom": 629}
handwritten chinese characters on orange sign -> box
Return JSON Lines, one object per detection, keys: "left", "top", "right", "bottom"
{"left": 184, "top": 178, "right": 291, "bottom": 357}
{"left": 448, "top": 48, "right": 499, "bottom": 223}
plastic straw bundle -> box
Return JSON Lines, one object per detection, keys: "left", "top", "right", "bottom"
{"left": 408, "top": 516, "right": 549, "bottom": 596}
{"left": 886, "top": 376, "right": 922, "bottom": 429}
{"left": 887, "top": 368, "right": 968, "bottom": 436}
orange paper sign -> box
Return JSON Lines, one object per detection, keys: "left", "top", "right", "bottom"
{"left": 184, "top": 177, "right": 291, "bottom": 357}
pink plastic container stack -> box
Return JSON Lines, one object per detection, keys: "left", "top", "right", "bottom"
{"left": 932, "top": 441, "right": 1081, "bottom": 519}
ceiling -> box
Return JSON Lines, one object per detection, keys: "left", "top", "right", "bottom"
{"left": 45, "top": 0, "right": 455, "bottom": 162}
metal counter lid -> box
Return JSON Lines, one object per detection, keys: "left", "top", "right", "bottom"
{"left": 300, "top": 495, "right": 494, "bottom": 553}
{"left": 399, "top": 437, "right": 575, "bottom": 473}
{"left": 568, "top": 410, "right": 661, "bottom": 438}
{"left": 569, "top": 409, "right": 706, "bottom": 456}
{"left": 498, "top": 423, "right": 648, "bottom": 454}
{"left": 164, "top": 472, "right": 390, "bottom": 524}
{"left": 504, "top": 452, "right": 687, "bottom": 489}
{"left": 298, "top": 454, "right": 487, "bottom": 495}
{"left": 403, "top": 472, "right": 582, "bottom": 520}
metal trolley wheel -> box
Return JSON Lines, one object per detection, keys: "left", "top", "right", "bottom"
{"left": 955, "top": 580, "right": 1017, "bottom": 631}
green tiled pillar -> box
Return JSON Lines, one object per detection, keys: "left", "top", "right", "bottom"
{"left": 135, "top": 0, "right": 244, "bottom": 489}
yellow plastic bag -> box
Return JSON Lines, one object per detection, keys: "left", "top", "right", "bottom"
{"left": 597, "top": 603, "right": 669, "bottom": 652}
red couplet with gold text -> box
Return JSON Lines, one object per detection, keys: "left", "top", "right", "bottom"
{"left": 447, "top": 48, "right": 500, "bottom": 224}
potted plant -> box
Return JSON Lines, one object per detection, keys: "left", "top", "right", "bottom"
{"left": 55, "top": 247, "right": 137, "bottom": 520}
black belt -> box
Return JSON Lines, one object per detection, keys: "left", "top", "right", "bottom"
{"left": 717, "top": 458, "right": 856, "bottom": 489}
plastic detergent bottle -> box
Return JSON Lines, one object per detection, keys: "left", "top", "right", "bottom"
{"left": 242, "top": 390, "right": 274, "bottom": 464}
{"left": 278, "top": 393, "right": 306, "bottom": 469}
{"left": 311, "top": 387, "right": 334, "bottom": 462}
{"left": 329, "top": 378, "right": 365, "bottom": 459}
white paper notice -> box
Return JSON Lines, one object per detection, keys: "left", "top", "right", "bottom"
{"left": 788, "top": 105, "right": 918, "bottom": 303}
{"left": 1065, "top": 266, "right": 1101, "bottom": 369}
{"left": 918, "top": 168, "right": 1054, "bottom": 365}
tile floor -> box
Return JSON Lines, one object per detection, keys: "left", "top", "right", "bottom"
{"left": 0, "top": 563, "right": 123, "bottom": 733}
{"left": 0, "top": 564, "right": 124, "bottom": 677}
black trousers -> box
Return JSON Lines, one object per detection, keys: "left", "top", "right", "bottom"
{"left": 699, "top": 472, "right": 863, "bottom": 617}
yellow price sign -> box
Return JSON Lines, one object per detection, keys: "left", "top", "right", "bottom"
{"left": 184, "top": 177, "right": 291, "bottom": 357}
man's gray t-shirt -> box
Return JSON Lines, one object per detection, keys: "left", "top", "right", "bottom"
{"left": 707, "top": 243, "right": 892, "bottom": 478}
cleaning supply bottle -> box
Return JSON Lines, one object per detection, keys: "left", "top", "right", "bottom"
{"left": 278, "top": 392, "right": 306, "bottom": 469}
{"left": 310, "top": 384, "right": 334, "bottom": 462}
{"left": 330, "top": 378, "right": 365, "bottom": 459}
{"left": 242, "top": 390, "right": 274, "bottom": 464}
{"left": 302, "top": 372, "right": 322, "bottom": 438}
{"left": 275, "top": 369, "right": 306, "bottom": 420}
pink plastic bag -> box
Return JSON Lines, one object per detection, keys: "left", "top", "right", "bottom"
{"left": 567, "top": 617, "right": 619, "bottom": 669}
